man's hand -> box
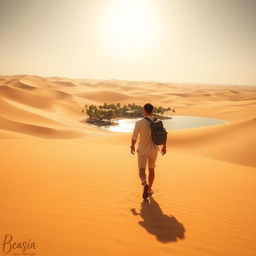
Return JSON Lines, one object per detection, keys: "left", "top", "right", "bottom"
{"left": 161, "top": 145, "right": 166, "bottom": 155}
{"left": 130, "top": 145, "right": 135, "bottom": 154}
{"left": 130, "top": 139, "right": 136, "bottom": 155}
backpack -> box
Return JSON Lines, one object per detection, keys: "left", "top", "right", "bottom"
{"left": 144, "top": 117, "right": 168, "bottom": 145}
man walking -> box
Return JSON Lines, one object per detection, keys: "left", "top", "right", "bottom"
{"left": 130, "top": 103, "right": 167, "bottom": 199}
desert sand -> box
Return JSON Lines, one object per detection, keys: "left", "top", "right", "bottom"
{"left": 0, "top": 75, "right": 255, "bottom": 256}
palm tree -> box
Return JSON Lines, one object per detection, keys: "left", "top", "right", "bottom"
{"left": 171, "top": 108, "right": 176, "bottom": 117}
{"left": 103, "top": 102, "right": 108, "bottom": 109}
{"left": 82, "top": 104, "right": 88, "bottom": 113}
{"left": 166, "top": 107, "right": 171, "bottom": 116}
{"left": 103, "top": 110, "right": 114, "bottom": 124}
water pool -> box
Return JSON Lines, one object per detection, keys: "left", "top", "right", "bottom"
{"left": 95, "top": 115, "right": 228, "bottom": 133}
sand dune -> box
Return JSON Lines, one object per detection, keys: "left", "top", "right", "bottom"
{"left": 0, "top": 85, "right": 54, "bottom": 110}
{"left": 76, "top": 90, "right": 131, "bottom": 102}
{"left": 53, "top": 81, "right": 77, "bottom": 87}
{"left": 0, "top": 75, "right": 255, "bottom": 256}
{"left": 170, "top": 118, "right": 256, "bottom": 167}
{"left": 13, "top": 80, "right": 37, "bottom": 90}
{"left": 0, "top": 116, "right": 82, "bottom": 138}
{"left": 0, "top": 98, "right": 60, "bottom": 125}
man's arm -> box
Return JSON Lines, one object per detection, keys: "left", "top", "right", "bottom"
{"left": 131, "top": 122, "right": 139, "bottom": 154}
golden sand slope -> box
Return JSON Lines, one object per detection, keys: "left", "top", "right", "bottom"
{"left": 0, "top": 75, "right": 255, "bottom": 256}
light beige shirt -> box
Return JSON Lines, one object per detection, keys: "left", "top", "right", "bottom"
{"left": 132, "top": 115, "right": 159, "bottom": 155}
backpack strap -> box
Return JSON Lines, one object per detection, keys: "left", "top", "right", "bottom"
{"left": 144, "top": 116, "right": 158, "bottom": 122}
{"left": 144, "top": 116, "right": 152, "bottom": 122}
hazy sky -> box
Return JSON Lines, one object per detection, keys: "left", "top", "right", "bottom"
{"left": 0, "top": 0, "right": 255, "bottom": 85}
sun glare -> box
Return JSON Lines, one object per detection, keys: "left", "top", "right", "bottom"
{"left": 98, "top": 0, "right": 162, "bottom": 57}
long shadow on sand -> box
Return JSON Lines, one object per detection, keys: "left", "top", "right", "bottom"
{"left": 131, "top": 196, "right": 185, "bottom": 243}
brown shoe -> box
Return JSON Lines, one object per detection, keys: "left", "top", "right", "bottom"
{"left": 143, "top": 184, "right": 149, "bottom": 200}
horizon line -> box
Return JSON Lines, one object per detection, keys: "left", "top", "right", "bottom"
{"left": 0, "top": 73, "right": 255, "bottom": 87}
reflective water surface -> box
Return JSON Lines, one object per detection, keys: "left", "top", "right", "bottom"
{"left": 95, "top": 115, "right": 228, "bottom": 133}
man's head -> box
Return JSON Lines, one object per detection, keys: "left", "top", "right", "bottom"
{"left": 143, "top": 103, "right": 154, "bottom": 115}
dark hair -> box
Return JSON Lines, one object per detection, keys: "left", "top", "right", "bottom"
{"left": 144, "top": 103, "right": 154, "bottom": 114}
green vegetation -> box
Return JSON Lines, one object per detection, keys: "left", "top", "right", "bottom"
{"left": 82, "top": 103, "right": 176, "bottom": 126}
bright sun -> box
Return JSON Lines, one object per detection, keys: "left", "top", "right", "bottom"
{"left": 98, "top": 0, "right": 162, "bottom": 57}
